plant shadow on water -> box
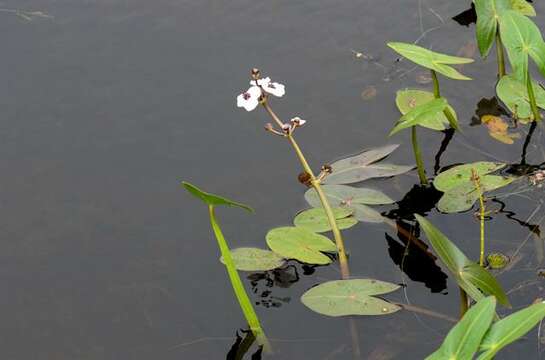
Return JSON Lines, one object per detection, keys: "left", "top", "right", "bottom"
{"left": 384, "top": 185, "right": 448, "bottom": 293}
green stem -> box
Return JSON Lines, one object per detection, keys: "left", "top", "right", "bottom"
{"left": 411, "top": 126, "right": 428, "bottom": 185}
{"left": 262, "top": 102, "right": 351, "bottom": 279}
{"left": 496, "top": 31, "right": 506, "bottom": 78}
{"left": 459, "top": 287, "right": 469, "bottom": 318}
{"left": 472, "top": 170, "right": 486, "bottom": 267}
{"left": 431, "top": 70, "right": 440, "bottom": 98}
{"left": 208, "top": 206, "right": 271, "bottom": 351}
{"left": 431, "top": 70, "right": 459, "bottom": 131}
{"left": 527, "top": 70, "right": 541, "bottom": 122}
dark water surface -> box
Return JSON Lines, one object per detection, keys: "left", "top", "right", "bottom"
{"left": 1, "top": 0, "right": 545, "bottom": 359}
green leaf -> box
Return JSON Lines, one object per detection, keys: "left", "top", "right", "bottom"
{"left": 461, "top": 263, "right": 511, "bottom": 307}
{"left": 220, "top": 247, "right": 285, "bottom": 271}
{"left": 478, "top": 302, "right": 545, "bottom": 360}
{"left": 389, "top": 98, "right": 448, "bottom": 135}
{"left": 436, "top": 175, "right": 514, "bottom": 213}
{"left": 510, "top": 0, "right": 536, "bottom": 17}
{"left": 395, "top": 89, "right": 453, "bottom": 130}
{"left": 182, "top": 181, "right": 253, "bottom": 212}
{"left": 496, "top": 74, "right": 545, "bottom": 122}
{"left": 304, "top": 185, "right": 390, "bottom": 223}
{"left": 426, "top": 297, "right": 497, "bottom": 360}
{"left": 415, "top": 215, "right": 510, "bottom": 305}
{"left": 266, "top": 227, "right": 337, "bottom": 265}
{"left": 294, "top": 207, "right": 357, "bottom": 233}
{"left": 300, "top": 279, "right": 401, "bottom": 317}
{"left": 387, "top": 42, "right": 473, "bottom": 80}
{"left": 499, "top": 10, "right": 545, "bottom": 81}
{"left": 433, "top": 162, "right": 506, "bottom": 192}
{"left": 324, "top": 144, "right": 413, "bottom": 184}
{"left": 475, "top": 0, "right": 510, "bottom": 57}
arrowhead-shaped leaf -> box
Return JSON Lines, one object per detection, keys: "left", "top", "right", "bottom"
{"left": 390, "top": 98, "right": 449, "bottom": 135}
{"left": 182, "top": 181, "right": 253, "bottom": 212}
{"left": 387, "top": 42, "right": 473, "bottom": 80}
{"left": 496, "top": 74, "right": 545, "bottom": 122}
{"left": 395, "top": 89, "right": 454, "bottom": 130}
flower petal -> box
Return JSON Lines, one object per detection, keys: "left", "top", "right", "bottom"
{"left": 253, "top": 77, "right": 271, "bottom": 86}
{"left": 290, "top": 117, "right": 306, "bottom": 127}
{"left": 263, "top": 82, "right": 285, "bottom": 97}
{"left": 236, "top": 86, "right": 261, "bottom": 112}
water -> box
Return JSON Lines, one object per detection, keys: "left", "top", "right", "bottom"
{"left": 0, "top": 0, "right": 544, "bottom": 358}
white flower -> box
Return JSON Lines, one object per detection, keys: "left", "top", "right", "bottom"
{"left": 290, "top": 117, "right": 306, "bottom": 127}
{"left": 236, "top": 86, "right": 262, "bottom": 112}
{"left": 250, "top": 77, "right": 285, "bottom": 97}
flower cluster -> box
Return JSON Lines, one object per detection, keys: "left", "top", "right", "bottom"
{"left": 236, "top": 77, "right": 285, "bottom": 112}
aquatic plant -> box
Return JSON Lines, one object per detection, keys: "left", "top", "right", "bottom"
{"left": 182, "top": 182, "right": 271, "bottom": 350}
{"left": 498, "top": 10, "right": 545, "bottom": 121}
{"left": 426, "top": 296, "right": 545, "bottom": 359}
{"left": 474, "top": 0, "right": 536, "bottom": 77}
{"left": 415, "top": 215, "right": 510, "bottom": 316}
{"left": 387, "top": 42, "right": 469, "bottom": 184}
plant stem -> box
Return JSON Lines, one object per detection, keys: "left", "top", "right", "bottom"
{"left": 495, "top": 31, "right": 506, "bottom": 78}
{"left": 527, "top": 70, "right": 541, "bottom": 122}
{"left": 262, "top": 102, "right": 351, "bottom": 279}
{"left": 208, "top": 206, "right": 271, "bottom": 351}
{"left": 431, "top": 70, "right": 440, "bottom": 98}
{"left": 411, "top": 126, "right": 428, "bottom": 185}
{"left": 472, "top": 169, "right": 486, "bottom": 267}
{"left": 459, "top": 287, "right": 469, "bottom": 317}
{"left": 431, "top": 69, "right": 459, "bottom": 131}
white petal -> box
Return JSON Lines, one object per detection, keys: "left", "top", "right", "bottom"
{"left": 236, "top": 86, "right": 261, "bottom": 112}
{"left": 290, "top": 117, "right": 307, "bottom": 127}
{"left": 263, "top": 82, "right": 285, "bottom": 97}
{"left": 254, "top": 77, "right": 271, "bottom": 86}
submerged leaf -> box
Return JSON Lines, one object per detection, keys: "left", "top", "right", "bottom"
{"left": 496, "top": 74, "right": 545, "bottom": 122}
{"left": 387, "top": 42, "right": 473, "bottom": 80}
{"left": 481, "top": 115, "right": 520, "bottom": 144}
{"left": 182, "top": 181, "right": 253, "bottom": 212}
{"left": 324, "top": 144, "right": 413, "bottom": 184}
{"left": 395, "top": 89, "right": 452, "bottom": 130}
{"left": 390, "top": 98, "right": 449, "bottom": 135}
{"left": 426, "top": 297, "right": 496, "bottom": 360}
{"left": 478, "top": 301, "right": 545, "bottom": 360}
{"left": 221, "top": 247, "right": 285, "bottom": 271}
{"left": 300, "top": 279, "right": 401, "bottom": 317}
{"left": 304, "top": 185, "right": 390, "bottom": 223}
{"left": 266, "top": 227, "right": 336, "bottom": 265}
{"left": 294, "top": 207, "right": 357, "bottom": 232}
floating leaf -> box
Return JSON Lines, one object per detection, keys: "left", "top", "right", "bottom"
{"left": 182, "top": 182, "right": 253, "bottom": 212}
{"left": 481, "top": 115, "right": 520, "bottom": 144}
{"left": 220, "top": 247, "right": 285, "bottom": 271}
{"left": 426, "top": 297, "right": 496, "bottom": 360}
{"left": 266, "top": 227, "right": 336, "bottom": 265}
{"left": 324, "top": 144, "right": 413, "bottom": 185}
{"left": 477, "top": 301, "right": 545, "bottom": 360}
{"left": 387, "top": 42, "right": 473, "bottom": 80}
{"left": 433, "top": 162, "right": 505, "bottom": 192}
{"left": 496, "top": 74, "right": 545, "bottom": 122}
{"left": 499, "top": 10, "right": 545, "bottom": 81}
{"left": 300, "top": 279, "right": 401, "bottom": 317}
{"left": 304, "top": 185, "right": 391, "bottom": 223}
{"left": 415, "top": 215, "right": 510, "bottom": 306}
{"left": 395, "top": 89, "right": 453, "bottom": 130}
{"left": 390, "top": 98, "right": 449, "bottom": 135}
{"left": 294, "top": 207, "right": 357, "bottom": 233}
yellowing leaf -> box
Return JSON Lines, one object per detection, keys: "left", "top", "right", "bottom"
{"left": 481, "top": 115, "right": 520, "bottom": 144}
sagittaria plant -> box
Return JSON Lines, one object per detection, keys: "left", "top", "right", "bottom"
{"left": 497, "top": 10, "right": 545, "bottom": 121}
{"left": 386, "top": 42, "right": 470, "bottom": 185}
{"left": 182, "top": 182, "right": 272, "bottom": 351}
{"left": 474, "top": 0, "right": 536, "bottom": 78}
